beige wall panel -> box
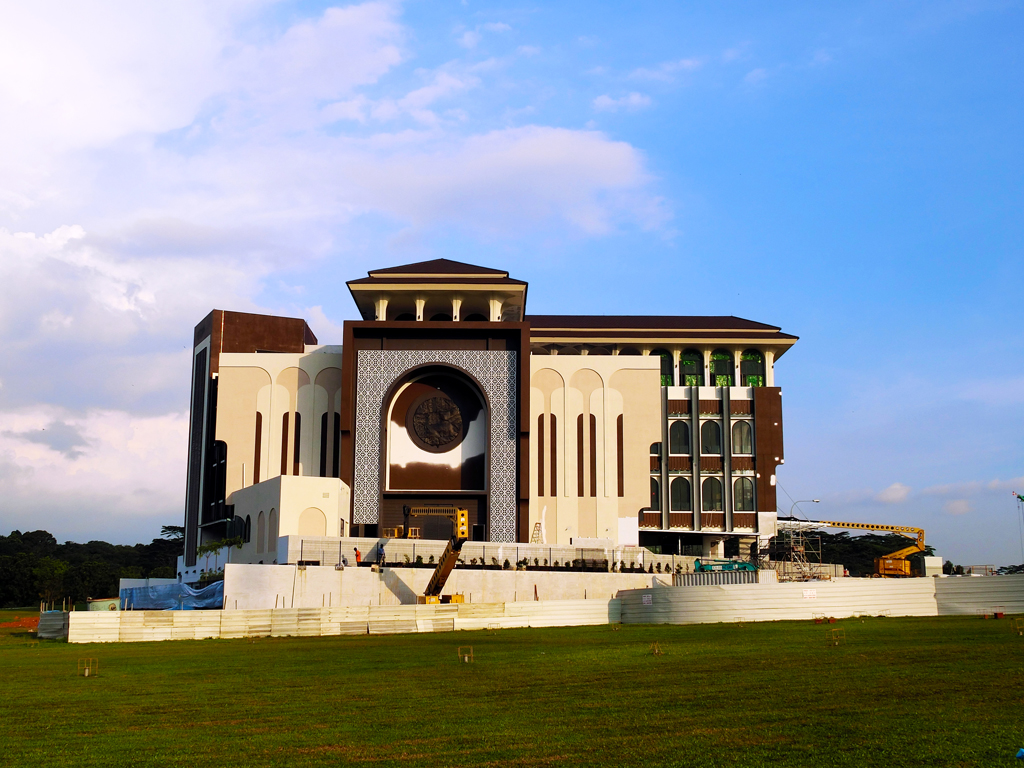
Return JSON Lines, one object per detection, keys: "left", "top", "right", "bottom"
{"left": 609, "top": 368, "right": 661, "bottom": 521}
{"left": 215, "top": 366, "right": 272, "bottom": 498}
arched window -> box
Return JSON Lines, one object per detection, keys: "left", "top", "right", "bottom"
{"left": 680, "top": 349, "right": 703, "bottom": 386}
{"left": 395, "top": 312, "right": 415, "bottom": 321}
{"left": 619, "top": 346, "right": 641, "bottom": 356}
{"left": 463, "top": 313, "right": 488, "bottom": 321}
{"left": 669, "top": 421, "right": 690, "bottom": 455}
{"left": 670, "top": 477, "right": 691, "bottom": 511}
{"left": 710, "top": 349, "right": 734, "bottom": 387}
{"left": 700, "top": 421, "right": 722, "bottom": 455}
{"left": 734, "top": 477, "right": 754, "bottom": 511}
{"left": 429, "top": 313, "right": 453, "bottom": 321}
{"left": 653, "top": 348, "right": 673, "bottom": 386}
{"left": 244, "top": 515, "right": 252, "bottom": 543}
{"left": 702, "top": 477, "right": 723, "bottom": 511}
{"left": 650, "top": 477, "right": 661, "bottom": 511}
{"left": 732, "top": 421, "right": 752, "bottom": 454}
{"left": 268, "top": 508, "right": 279, "bottom": 554}
{"left": 257, "top": 511, "right": 266, "bottom": 553}
{"left": 650, "top": 442, "right": 661, "bottom": 457}
{"left": 740, "top": 349, "right": 765, "bottom": 387}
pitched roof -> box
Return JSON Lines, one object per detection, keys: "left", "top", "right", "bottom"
{"left": 526, "top": 315, "right": 789, "bottom": 333}
{"left": 366, "top": 258, "right": 509, "bottom": 278}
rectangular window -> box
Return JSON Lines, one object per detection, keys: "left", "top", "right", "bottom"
{"left": 577, "top": 414, "right": 584, "bottom": 498}
{"left": 280, "top": 412, "right": 289, "bottom": 476}
{"left": 589, "top": 414, "right": 597, "bottom": 497}
{"left": 550, "top": 414, "right": 557, "bottom": 496}
{"left": 293, "top": 413, "right": 301, "bottom": 475}
{"left": 537, "top": 414, "right": 545, "bottom": 496}
{"left": 319, "top": 412, "right": 328, "bottom": 477}
{"left": 616, "top": 414, "right": 624, "bottom": 498}
{"left": 253, "top": 412, "right": 262, "bottom": 484}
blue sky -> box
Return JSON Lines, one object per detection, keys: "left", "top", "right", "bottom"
{"left": 0, "top": 0, "right": 1020, "bottom": 564}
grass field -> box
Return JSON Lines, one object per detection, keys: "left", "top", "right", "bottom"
{"left": 1, "top": 608, "right": 1022, "bottom": 767}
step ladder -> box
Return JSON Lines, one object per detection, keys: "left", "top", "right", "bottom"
{"left": 530, "top": 522, "right": 543, "bottom": 544}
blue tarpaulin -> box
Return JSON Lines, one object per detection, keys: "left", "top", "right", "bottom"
{"left": 119, "top": 581, "right": 224, "bottom": 610}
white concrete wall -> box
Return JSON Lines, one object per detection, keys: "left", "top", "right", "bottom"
{"left": 223, "top": 563, "right": 656, "bottom": 609}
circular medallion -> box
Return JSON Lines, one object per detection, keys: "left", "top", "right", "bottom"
{"left": 408, "top": 393, "right": 464, "bottom": 452}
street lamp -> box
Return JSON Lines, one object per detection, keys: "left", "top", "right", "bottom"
{"left": 790, "top": 499, "right": 820, "bottom": 519}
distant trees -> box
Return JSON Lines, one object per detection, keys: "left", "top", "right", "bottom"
{"left": 0, "top": 527, "right": 183, "bottom": 608}
{"left": 806, "top": 531, "right": 935, "bottom": 577}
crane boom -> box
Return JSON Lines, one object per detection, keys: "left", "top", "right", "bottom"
{"left": 815, "top": 519, "right": 925, "bottom": 577}
{"left": 402, "top": 505, "right": 469, "bottom": 602}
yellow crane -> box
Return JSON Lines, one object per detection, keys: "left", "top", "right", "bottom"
{"left": 402, "top": 505, "right": 470, "bottom": 603}
{"left": 815, "top": 520, "right": 926, "bottom": 577}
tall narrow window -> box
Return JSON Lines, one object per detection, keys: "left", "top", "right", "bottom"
{"left": 653, "top": 348, "right": 674, "bottom": 386}
{"left": 293, "top": 413, "right": 301, "bottom": 475}
{"left": 740, "top": 349, "right": 766, "bottom": 387}
{"left": 732, "top": 421, "right": 753, "bottom": 454}
{"left": 680, "top": 349, "right": 704, "bottom": 386}
{"left": 669, "top": 421, "right": 690, "bottom": 455}
{"left": 589, "top": 413, "right": 597, "bottom": 497}
{"left": 710, "top": 349, "right": 734, "bottom": 387}
{"left": 550, "top": 414, "right": 557, "bottom": 496}
{"left": 577, "top": 414, "right": 585, "bottom": 497}
{"left": 650, "top": 477, "right": 661, "bottom": 511}
{"left": 281, "top": 413, "right": 289, "bottom": 476}
{"left": 244, "top": 515, "right": 252, "bottom": 543}
{"left": 616, "top": 414, "right": 624, "bottom": 498}
{"left": 734, "top": 477, "right": 754, "bottom": 511}
{"left": 256, "top": 511, "right": 266, "bottom": 553}
{"left": 253, "top": 412, "right": 262, "bottom": 484}
{"left": 670, "top": 477, "right": 692, "bottom": 511}
{"left": 701, "top": 421, "right": 722, "bottom": 455}
{"left": 320, "top": 412, "right": 328, "bottom": 477}
{"left": 332, "top": 414, "right": 341, "bottom": 478}
{"left": 537, "top": 414, "right": 545, "bottom": 496}
{"left": 702, "top": 477, "right": 723, "bottom": 511}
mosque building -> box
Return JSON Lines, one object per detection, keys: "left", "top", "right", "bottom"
{"left": 181, "top": 259, "right": 796, "bottom": 573}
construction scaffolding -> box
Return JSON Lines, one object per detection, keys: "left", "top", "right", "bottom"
{"left": 765, "top": 527, "right": 825, "bottom": 582}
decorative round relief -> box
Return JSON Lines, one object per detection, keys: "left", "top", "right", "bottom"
{"left": 408, "top": 393, "right": 464, "bottom": 452}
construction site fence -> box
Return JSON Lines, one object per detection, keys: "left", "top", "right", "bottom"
{"left": 295, "top": 537, "right": 708, "bottom": 574}
{"left": 63, "top": 599, "right": 619, "bottom": 644}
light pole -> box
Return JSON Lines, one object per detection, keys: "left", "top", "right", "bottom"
{"left": 790, "top": 499, "right": 820, "bottom": 519}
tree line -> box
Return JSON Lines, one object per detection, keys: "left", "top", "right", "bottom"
{"left": 0, "top": 526, "right": 183, "bottom": 608}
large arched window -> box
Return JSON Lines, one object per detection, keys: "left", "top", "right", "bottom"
{"left": 257, "top": 511, "right": 266, "bottom": 553}
{"left": 734, "top": 477, "right": 754, "bottom": 511}
{"left": 732, "top": 421, "right": 752, "bottom": 454}
{"left": 395, "top": 312, "right": 415, "bottom": 321}
{"left": 710, "top": 349, "right": 734, "bottom": 387}
{"left": 740, "top": 349, "right": 765, "bottom": 387}
{"left": 679, "top": 349, "right": 703, "bottom": 386}
{"left": 619, "top": 346, "right": 641, "bottom": 356}
{"left": 669, "top": 421, "right": 690, "bottom": 455}
{"left": 244, "top": 514, "right": 252, "bottom": 543}
{"left": 670, "top": 477, "right": 692, "bottom": 511}
{"left": 463, "top": 313, "right": 488, "bottom": 321}
{"left": 650, "top": 477, "right": 661, "bottom": 511}
{"left": 700, "top": 421, "right": 722, "bottom": 455}
{"left": 429, "top": 312, "right": 453, "bottom": 321}
{"left": 702, "top": 477, "right": 723, "bottom": 511}
{"left": 652, "top": 348, "right": 673, "bottom": 386}
{"left": 650, "top": 442, "right": 661, "bottom": 457}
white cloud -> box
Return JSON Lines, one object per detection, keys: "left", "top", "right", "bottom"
{"left": 482, "top": 22, "right": 511, "bottom": 32}
{"left": 518, "top": 45, "right": 541, "bottom": 57}
{"left": 877, "top": 482, "right": 911, "bottom": 503}
{"left": 593, "top": 92, "right": 652, "bottom": 113}
{"left": 0, "top": 405, "right": 188, "bottom": 542}
{"left": 944, "top": 499, "right": 972, "bottom": 516}
{"left": 459, "top": 30, "right": 481, "bottom": 49}
{"left": 630, "top": 58, "right": 703, "bottom": 82}
{"left": 744, "top": 68, "right": 768, "bottom": 84}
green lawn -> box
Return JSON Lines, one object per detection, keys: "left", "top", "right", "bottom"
{"left": 0, "top": 609, "right": 1022, "bottom": 767}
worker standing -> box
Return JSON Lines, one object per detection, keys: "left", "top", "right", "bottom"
{"left": 378, "top": 541, "right": 386, "bottom": 567}
{"left": 354, "top": 547, "right": 361, "bottom": 564}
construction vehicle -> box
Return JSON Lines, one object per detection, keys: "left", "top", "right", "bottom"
{"left": 813, "top": 520, "right": 925, "bottom": 577}
{"left": 693, "top": 558, "right": 757, "bottom": 572}
{"left": 402, "top": 505, "right": 469, "bottom": 604}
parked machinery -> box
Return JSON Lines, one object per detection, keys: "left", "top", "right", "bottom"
{"left": 693, "top": 559, "right": 757, "bottom": 572}
{"left": 816, "top": 520, "right": 926, "bottom": 577}
{"left": 402, "top": 505, "right": 469, "bottom": 604}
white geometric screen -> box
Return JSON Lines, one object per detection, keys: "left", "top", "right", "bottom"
{"left": 353, "top": 350, "right": 518, "bottom": 542}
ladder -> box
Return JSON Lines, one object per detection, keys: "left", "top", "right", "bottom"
{"left": 530, "top": 522, "right": 543, "bottom": 544}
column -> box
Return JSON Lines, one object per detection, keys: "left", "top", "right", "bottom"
{"left": 765, "top": 350, "right": 775, "bottom": 386}
{"left": 415, "top": 298, "right": 425, "bottom": 322}
{"left": 488, "top": 299, "right": 503, "bottom": 322}
{"left": 451, "top": 298, "right": 462, "bottom": 322}
{"left": 374, "top": 298, "right": 388, "bottom": 321}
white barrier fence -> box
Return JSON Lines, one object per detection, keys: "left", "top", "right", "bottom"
{"left": 66, "top": 599, "right": 619, "bottom": 644}
{"left": 620, "top": 574, "right": 1024, "bottom": 625}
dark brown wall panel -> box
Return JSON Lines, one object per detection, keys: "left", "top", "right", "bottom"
{"left": 753, "top": 387, "right": 784, "bottom": 513}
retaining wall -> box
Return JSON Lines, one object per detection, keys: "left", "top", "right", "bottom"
{"left": 222, "top": 563, "right": 655, "bottom": 609}
{"left": 66, "top": 599, "right": 619, "bottom": 644}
